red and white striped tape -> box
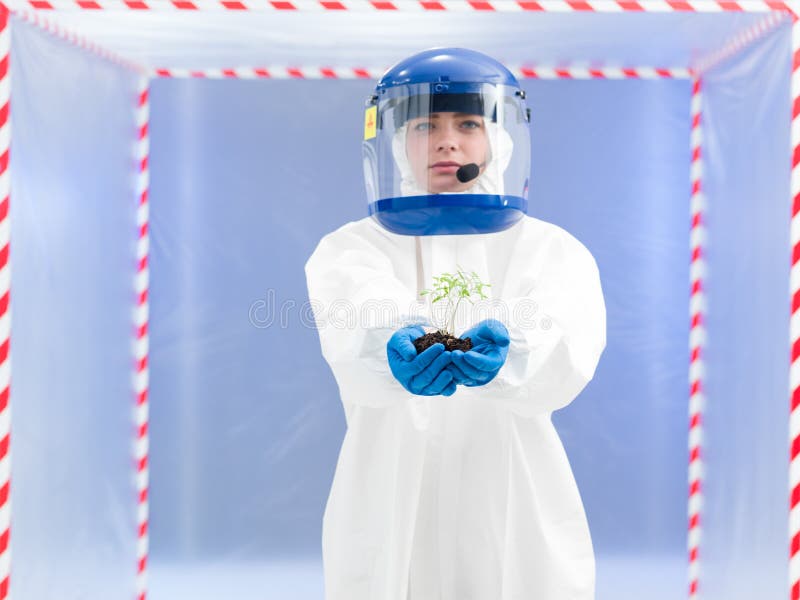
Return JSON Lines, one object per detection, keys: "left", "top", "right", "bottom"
{"left": 133, "top": 78, "right": 150, "bottom": 600}
{"left": 151, "top": 65, "right": 694, "bottom": 78}
{"left": 790, "top": 14, "right": 800, "bottom": 600}
{"left": 0, "top": 8, "right": 10, "bottom": 600}
{"left": 514, "top": 66, "right": 693, "bottom": 78}
{"left": 688, "top": 75, "right": 705, "bottom": 600}
{"left": 2, "top": 0, "right": 795, "bottom": 12}
{"left": 152, "top": 66, "right": 383, "bottom": 79}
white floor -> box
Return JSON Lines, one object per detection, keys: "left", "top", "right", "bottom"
{"left": 148, "top": 554, "right": 688, "bottom": 600}
{"left": 149, "top": 558, "right": 325, "bottom": 600}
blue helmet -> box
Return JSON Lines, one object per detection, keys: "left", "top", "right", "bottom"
{"left": 363, "top": 48, "right": 531, "bottom": 236}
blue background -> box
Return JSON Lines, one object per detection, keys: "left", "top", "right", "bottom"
{"left": 145, "top": 75, "right": 695, "bottom": 598}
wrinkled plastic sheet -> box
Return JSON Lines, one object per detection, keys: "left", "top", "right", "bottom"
{"left": 10, "top": 16, "right": 140, "bottom": 600}
{"left": 23, "top": 11, "right": 774, "bottom": 71}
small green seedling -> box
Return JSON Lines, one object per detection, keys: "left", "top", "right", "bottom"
{"left": 415, "top": 266, "right": 490, "bottom": 354}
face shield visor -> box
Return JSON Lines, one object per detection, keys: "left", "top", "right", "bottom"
{"left": 363, "top": 82, "right": 530, "bottom": 236}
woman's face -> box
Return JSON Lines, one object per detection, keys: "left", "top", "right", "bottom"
{"left": 405, "top": 112, "right": 489, "bottom": 194}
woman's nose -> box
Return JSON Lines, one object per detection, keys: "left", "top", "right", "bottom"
{"left": 433, "top": 131, "right": 458, "bottom": 152}
{"left": 433, "top": 125, "right": 458, "bottom": 152}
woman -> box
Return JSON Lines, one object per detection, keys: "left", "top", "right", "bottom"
{"left": 306, "top": 47, "right": 606, "bottom": 600}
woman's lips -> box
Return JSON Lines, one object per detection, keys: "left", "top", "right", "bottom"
{"left": 430, "top": 161, "right": 460, "bottom": 174}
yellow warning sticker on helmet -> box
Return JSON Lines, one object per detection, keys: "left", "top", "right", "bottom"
{"left": 364, "top": 106, "right": 377, "bottom": 140}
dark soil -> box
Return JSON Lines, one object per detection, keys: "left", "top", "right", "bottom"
{"left": 413, "top": 331, "right": 473, "bottom": 354}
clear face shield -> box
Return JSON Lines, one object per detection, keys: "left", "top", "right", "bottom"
{"left": 363, "top": 82, "right": 531, "bottom": 235}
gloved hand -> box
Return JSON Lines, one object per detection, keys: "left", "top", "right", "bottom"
{"left": 449, "top": 319, "right": 510, "bottom": 387}
{"left": 387, "top": 325, "right": 456, "bottom": 396}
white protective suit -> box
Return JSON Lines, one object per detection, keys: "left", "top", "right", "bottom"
{"left": 304, "top": 213, "right": 607, "bottom": 600}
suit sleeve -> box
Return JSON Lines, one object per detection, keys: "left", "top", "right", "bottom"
{"left": 484, "top": 227, "right": 607, "bottom": 417}
{"left": 305, "top": 224, "right": 430, "bottom": 411}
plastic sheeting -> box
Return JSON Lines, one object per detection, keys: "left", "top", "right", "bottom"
{"left": 25, "top": 11, "right": 776, "bottom": 72}
{"left": 700, "top": 22, "right": 792, "bottom": 600}
{"left": 7, "top": 8, "right": 795, "bottom": 600}
{"left": 522, "top": 77, "right": 693, "bottom": 598}
{"left": 146, "top": 75, "right": 689, "bottom": 600}
{"left": 9, "top": 16, "right": 141, "bottom": 600}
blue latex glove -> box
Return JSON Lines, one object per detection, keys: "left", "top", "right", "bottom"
{"left": 387, "top": 325, "right": 456, "bottom": 396}
{"left": 449, "top": 319, "right": 510, "bottom": 387}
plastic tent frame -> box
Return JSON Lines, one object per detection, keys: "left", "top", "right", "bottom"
{"left": 2, "top": 1, "right": 800, "bottom": 599}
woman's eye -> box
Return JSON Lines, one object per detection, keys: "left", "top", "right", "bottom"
{"left": 413, "top": 122, "right": 432, "bottom": 132}
{"left": 460, "top": 120, "right": 481, "bottom": 129}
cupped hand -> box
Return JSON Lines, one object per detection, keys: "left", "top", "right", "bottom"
{"left": 387, "top": 326, "right": 456, "bottom": 396}
{"left": 448, "top": 319, "right": 510, "bottom": 387}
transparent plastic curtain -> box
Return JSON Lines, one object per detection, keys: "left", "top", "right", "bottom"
{"left": 9, "top": 17, "right": 140, "bottom": 600}
{"left": 148, "top": 71, "right": 703, "bottom": 599}
{"left": 700, "top": 22, "right": 792, "bottom": 600}
{"left": 43, "top": 12, "right": 768, "bottom": 73}
{"left": 530, "top": 77, "right": 693, "bottom": 599}
{"left": 146, "top": 79, "right": 354, "bottom": 600}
